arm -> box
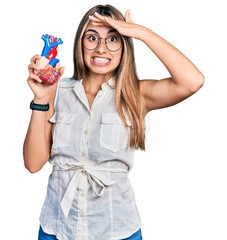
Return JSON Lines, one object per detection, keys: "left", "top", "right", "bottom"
{"left": 23, "top": 54, "right": 64, "bottom": 173}
{"left": 90, "top": 11, "right": 205, "bottom": 114}
{"left": 138, "top": 27, "right": 205, "bottom": 113}
{"left": 23, "top": 97, "right": 55, "bottom": 173}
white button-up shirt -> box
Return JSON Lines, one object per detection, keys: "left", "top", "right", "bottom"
{"left": 39, "top": 77, "right": 142, "bottom": 240}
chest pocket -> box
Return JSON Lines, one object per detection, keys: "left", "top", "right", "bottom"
{"left": 49, "top": 112, "right": 76, "bottom": 149}
{"left": 100, "top": 112, "right": 131, "bottom": 152}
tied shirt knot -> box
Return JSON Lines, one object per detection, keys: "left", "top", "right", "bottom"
{"left": 53, "top": 163, "right": 128, "bottom": 217}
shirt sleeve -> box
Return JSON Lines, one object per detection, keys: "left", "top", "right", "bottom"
{"left": 53, "top": 78, "right": 62, "bottom": 110}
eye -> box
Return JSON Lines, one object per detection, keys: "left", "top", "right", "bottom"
{"left": 87, "top": 35, "right": 98, "bottom": 41}
{"left": 108, "top": 36, "right": 118, "bottom": 42}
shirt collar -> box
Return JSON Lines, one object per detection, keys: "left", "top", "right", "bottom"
{"left": 101, "top": 78, "right": 116, "bottom": 91}
{"left": 73, "top": 77, "right": 116, "bottom": 92}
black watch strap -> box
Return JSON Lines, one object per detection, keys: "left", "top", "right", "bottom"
{"left": 30, "top": 101, "right": 49, "bottom": 111}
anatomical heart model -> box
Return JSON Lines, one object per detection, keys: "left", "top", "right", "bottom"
{"left": 35, "top": 34, "right": 63, "bottom": 85}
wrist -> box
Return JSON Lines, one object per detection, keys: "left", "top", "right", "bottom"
{"left": 131, "top": 25, "right": 147, "bottom": 40}
{"left": 30, "top": 100, "right": 49, "bottom": 112}
{"left": 33, "top": 97, "right": 50, "bottom": 104}
{"left": 137, "top": 26, "right": 155, "bottom": 42}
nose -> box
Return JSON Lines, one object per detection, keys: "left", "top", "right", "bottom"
{"left": 96, "top": 38, "right": 107, "bottom": 53}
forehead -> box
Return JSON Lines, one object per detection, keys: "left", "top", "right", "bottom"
{"left": 85, "top": 22, "right": 118, "bottom": 36}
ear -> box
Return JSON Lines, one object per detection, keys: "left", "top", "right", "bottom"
{"left": 124, "top": 9, "right": 134, "bottom": 23}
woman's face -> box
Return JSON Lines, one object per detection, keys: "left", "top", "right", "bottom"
{"left": 82, "top": 21, "right": 123, "bottom": 79}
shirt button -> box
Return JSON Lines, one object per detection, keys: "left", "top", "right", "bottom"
{"left": 79, "top": 211, "right": 84, "bottom": 217}
{"left": 82, "top": 152, "right": 86, "bottom": 157}
{"left": 84, "top": 130, "right": 88, "bottom": 134}
{"left": 80, "top": 192, "right": 85, "bottom": 197}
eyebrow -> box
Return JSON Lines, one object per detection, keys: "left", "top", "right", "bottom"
{"left": 85, "top": 29, "right": 118, "bottom": 34}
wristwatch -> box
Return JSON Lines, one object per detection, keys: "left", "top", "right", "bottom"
{"left": 30, "top": 101, "right": 49, "bottom": 111}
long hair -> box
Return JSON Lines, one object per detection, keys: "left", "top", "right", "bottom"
{"left": 72, "top": 4, "right": 146, "bottom": 151}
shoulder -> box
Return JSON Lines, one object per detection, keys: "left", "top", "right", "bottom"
{"left": 53, "top": 77, "right": 78, "bottom": 108}
{"left": 58, "top": 77, "right": 77, "bottom": 88}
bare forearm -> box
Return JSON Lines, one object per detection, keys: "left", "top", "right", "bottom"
{"left": 23, "top": 98, "right": 54, "bottom": 173}
{"left": 138, "top": 27, "right": 205, "bottom": 90}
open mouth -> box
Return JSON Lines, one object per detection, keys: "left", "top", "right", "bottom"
{"left": 91, "top": 57, "right": 111, "bottom": 65}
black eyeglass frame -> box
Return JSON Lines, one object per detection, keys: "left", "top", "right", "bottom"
{"left": 82, "top": 34, "right": 123, "bottom": 52}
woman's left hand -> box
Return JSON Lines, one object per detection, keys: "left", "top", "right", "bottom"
{"left": 89, "top": 10, "right": 147, "bottom": 40}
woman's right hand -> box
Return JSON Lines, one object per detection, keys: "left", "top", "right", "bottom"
{"left": 27, "top": 54, "right": 65, "bottom": 103}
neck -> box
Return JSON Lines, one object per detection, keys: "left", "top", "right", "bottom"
{"left": 83, "top": 73, "right": 112, "bottom": 94}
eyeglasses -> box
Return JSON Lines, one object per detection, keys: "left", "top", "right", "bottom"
{"left": 82, "top": 33, "right": 123, "bottom": 52}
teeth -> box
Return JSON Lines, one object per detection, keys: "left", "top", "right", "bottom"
{"left": 93, "top": 57, "right": 110, "bottom": 63}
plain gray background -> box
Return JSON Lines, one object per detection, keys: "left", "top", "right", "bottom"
{"left": 1, "top": 0, "right": 226, "bottom": 239}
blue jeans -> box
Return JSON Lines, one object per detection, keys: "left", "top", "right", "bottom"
{"left": 38, "top": 225, "right": 142, "bottom": 240}
{"left": 38, "top": 226, "right": 57, "bottom": 240}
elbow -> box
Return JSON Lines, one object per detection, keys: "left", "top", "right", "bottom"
{"left": 27, "top": 168, "right": 40, "bottom": 174}
{"left": 23, "top": 149, "right": 48, "bottom": 174}
{"left": 23, "top": 156, "right": 45, "bottom": 174}
{"left": 199, "top": 74, "right": 205, "bottom": 88}
{"left": 190, "top": 75, "right": 205, "bottom": 93}
{"left": 24, "top": 163, "right": 41, "bottom": 174}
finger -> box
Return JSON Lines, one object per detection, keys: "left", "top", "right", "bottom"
{"left": 55, "top": 64, "right": 64, "bottom": 77}
{"left": 28, "top": 69, "right": 42, "bottom": 82}
{"left": 103, "top": 16, "right": 119, "bottom": 29}
{"left": 28, "top": 72, "right": 42, "bottom": 83}
{"left": 59, "top": 66, "right": 65, "bottom": 78}
{"left": 89, "top": 15, "right": 102, "bottom": 22}
{"left": 124, "top": 9, "right": 134, "bottom": 23}
{"left": 93, "top": 12, "right": 106, "bottom": 21}
{"left": 93, "top": 12, "right": 120, "bottom": 29}
{"left": 89, "top": 14, "right": 111, "bottom": 27}
{"left": 94, "top": 12, "right": 116, "bottom": 25}
{"left": 91, "top": 21, "right": 108, "bottom": 27}
{"left": 28, "top": 63, "right": 40, "bottom": 72}
{"left": 28, "top": 64, "right": 42, "bottom": 83}
{"left": 30, "top": 54, "right": 41, "bottom": 64}
{"left": 28, "top": 62, "right": 41, "bottom": 78}
{"left": 55, "top": 63, "right": 60, "bottom": 70}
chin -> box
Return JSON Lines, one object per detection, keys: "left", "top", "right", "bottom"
{"left": 88, "top": 66, "right": 114, "bottom": 76}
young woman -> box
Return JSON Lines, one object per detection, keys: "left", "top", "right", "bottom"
{"left": 23, "top": 4, "right": 205, "bottom": 240}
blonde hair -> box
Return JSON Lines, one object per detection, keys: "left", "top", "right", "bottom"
{"left": 72, "top": 4, "right": 146, "bottom": 151}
